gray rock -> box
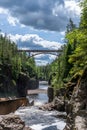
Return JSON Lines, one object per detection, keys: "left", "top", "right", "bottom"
{"left": 0, "top": 114, "right": 32, "bottom": 130}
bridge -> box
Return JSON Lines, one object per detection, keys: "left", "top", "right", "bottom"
{"left": 17, "top": 49, "right": 62, "bottom": 57}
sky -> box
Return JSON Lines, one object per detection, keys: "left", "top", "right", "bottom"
{"left": 0, "top": 0, "right": 81, "bottom": 66}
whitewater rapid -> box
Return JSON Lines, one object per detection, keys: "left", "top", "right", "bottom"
{"left": 15, "top": 81, "right": 66, "bottom": 130}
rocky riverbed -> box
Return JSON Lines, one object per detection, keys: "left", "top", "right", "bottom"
{"left": 0, "top": 67, "right": 87, "bottom": 130}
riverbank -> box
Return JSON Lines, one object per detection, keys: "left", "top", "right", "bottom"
{"left": 45, "top": 68, "right": 87, "bottom": 130}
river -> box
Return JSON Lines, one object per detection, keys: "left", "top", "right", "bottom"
{"left": 15, "top": 81, "right": 66, "bottom": 130}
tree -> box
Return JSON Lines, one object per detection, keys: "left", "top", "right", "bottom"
{"left": 68, "top": 0, "right": 87, "bottom": 75}
{"left": 66, "top": 18, "right": 76, "bottom": 33}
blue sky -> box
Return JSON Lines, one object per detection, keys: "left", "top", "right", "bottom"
{"left": 0, "top": 0, "right": 81, "bottom": 65}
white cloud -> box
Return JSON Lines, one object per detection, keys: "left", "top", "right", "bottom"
{"left": 35, "top": 59, "right": 49, "bottom": 66}
{"left": 49, "top": 55, "right": 57, "bottom": 60}
{"left": 60, "top": 31, "right": 65, "bottom": 36}
{"left": 8, "top": 33, "right": 62, "bottom": 50}
{"left": 0, "top": 7, "right": 19, "bottom": 27}
{"left": 34, "top": 54, "right": 57, "bottom": 60}
{"left": 8, "top": 34, "right": 22, "bottom": 43}
{"left": 0, "top": 7, "right": 8, "bottom": 14}
{"left": 34, "top": 54, "right": 46, "bottom": 58}
{"left": 34, "top": 39, "right": 61, "bottom": 50}
{"left": 7, "top": 16, "right": 19, "bottom": 26}
{"left": 65, "top": 0, "right": 81, "bottom": 16}
{"left": 53, "top": 0, "right": 81, "bottom": 20}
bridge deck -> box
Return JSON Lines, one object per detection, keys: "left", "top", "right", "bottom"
{"left": 18, "top": 49, "right": 62, "bottom": 53}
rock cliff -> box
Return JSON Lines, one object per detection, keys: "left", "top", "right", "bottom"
{"left": 64, "top": 68, "right": 87, "bottom": 130}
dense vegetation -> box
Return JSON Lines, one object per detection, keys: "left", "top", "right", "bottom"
{"left": 42, "top": 0, "right": 87, "bottom": 89}
{"left": 0, "top": 34, "right": 37, "bottom": 95}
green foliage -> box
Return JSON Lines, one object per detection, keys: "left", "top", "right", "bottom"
{"left": 68, "top": 0, "right": 87, "bottom": 75}
{"left": 0, "top": 34, "right": 37, "bottom": 86}
{"left": 49, "top": 1, "right": 87, "bottom": 89}
{"left": 36, "top": 65, "right": 51, "bottom": 80}
{"left": 66, "top": 18, "right": 76, "bottom": 33}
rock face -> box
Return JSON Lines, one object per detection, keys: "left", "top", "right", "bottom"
{"left": 17, "top": 72, "right": 30, "bottom": 97}
{"left": 27, "top": 78, "right": 39, "bottom": 90}
{"left": 53, "top": 96, "right": 65, "bottom": 111}
{"left": 47, "top": 87, "right": 54, "bottom": 102}
{"left": 17, "top": 73, "right": 39, "bottom": 97}
{"left": 45, "top": 87, "right": 65, "bottom": 111}
{"left": 0, "top": 64, "right": 18, "bottom": 97}
{"left": 64, "top": 68, "right": 87, "bottom": 130}
{"left": 0, "top": 114, "right": 32, "bottom": 130}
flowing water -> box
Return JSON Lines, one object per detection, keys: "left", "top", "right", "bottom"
{"left": 15, "top": 81, "right": 66, "bottom": 130}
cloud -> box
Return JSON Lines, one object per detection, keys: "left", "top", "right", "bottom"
{"left": 9, "top": 33, "right": 62, "bottom": 50}
{"left": 35, "top": 59, "right": 49, "bottom": 66}
{"left": 0, "top": 7, "right": 8, "bottom": 14}
{"left": 60, "top": 31, "right": 65, "bottom": 36}
{"left": 35, "top": 54, "right": 56, "bottom": 66}
{"left": 7, "top": 16, "right": 19, "bottom": 26}
{"left": 53, "top": 0, "right": 81, "bottom": 24}
{"left": 0, "top": 0, "right": 81, "bottom": 32}
{"left": 53, "top": 0, "right": 81, "bottom": 17}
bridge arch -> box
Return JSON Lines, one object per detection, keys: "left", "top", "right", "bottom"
{"left": 28, "top": 52, "right": 58, "bottom": 58}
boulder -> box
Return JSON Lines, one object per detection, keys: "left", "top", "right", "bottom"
{"left": 39, "top": 102, "right": 55, "bottom": 111}
{"left": 53, "top": 96, "right": 65, "bottom": 111}
{"left": 39, "top": 96, "right": 65, "bottom": 112}
{"left": 0, "top": 114, "right": 32, "bottom": 130}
